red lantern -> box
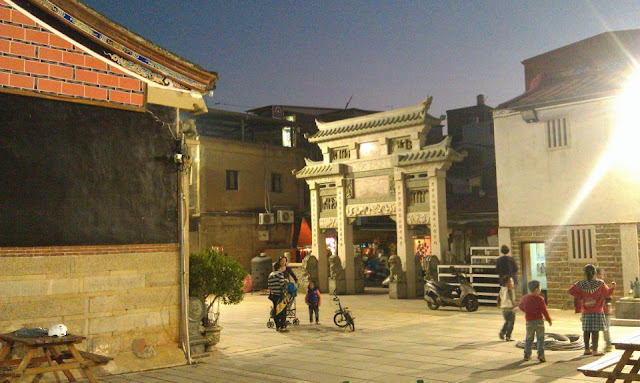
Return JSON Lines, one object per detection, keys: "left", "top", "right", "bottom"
{"left": 488, "top": 227, "right": 497, "bottom": 235}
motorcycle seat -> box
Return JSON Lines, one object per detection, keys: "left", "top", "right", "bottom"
{"left": 433, "top": 281, "right": 457, "bottom": 291}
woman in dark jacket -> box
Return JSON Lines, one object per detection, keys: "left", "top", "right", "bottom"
{"left": 278, "top": 256, "right": 299, "bottom": 283}
{"left": 279, "top": 255, "right": 298, "bottom": 299}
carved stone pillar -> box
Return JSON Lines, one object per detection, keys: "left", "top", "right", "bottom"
{"left": 410, "top": 131, "right": 421, "bottom": 151}
{"left": 349, "top": 143, "right": 358, "bottom": 160}
{"left": 394, "top": 168, "right": 418, "bottom": 298}
{"left": 428, "top": 169, "right": 449, "bottom": 263}
{"left": 379, "top": 137, "right": 389, "bottom": 155}
{"left": 310, "top": 182, "right": 328, "bottom": 292}
{"left": 336, "top": 178, "right": 355, "bottom": 294}
{"left": 321, "top": 147, "right": 330, "bottom": 163}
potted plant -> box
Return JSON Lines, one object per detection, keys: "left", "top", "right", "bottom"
{"left": 189, "top": 248, "right": 247, "bottom": 348}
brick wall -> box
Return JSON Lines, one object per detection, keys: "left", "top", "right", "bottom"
{"left": 0, "top": 243, "right": 184, "bottom": 374}
{"left": 0, "top": 1, "right": 143, "bottom": 106}
{"left": 509, "top": 224, "right": 624, "bottom": 309}
{"left": 197, "top": 215, "right": 294, "bottom": 270}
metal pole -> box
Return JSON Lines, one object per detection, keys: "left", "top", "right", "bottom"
{"left": 176, "top": 115, "right": 193, "bottom": 364}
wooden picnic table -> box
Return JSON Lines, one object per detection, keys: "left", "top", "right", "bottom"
{"left": 579, "top": 333, "right": 640, "bottom": 382}
{"left": 0, "top": 332, "right": 111, "bottom": 383}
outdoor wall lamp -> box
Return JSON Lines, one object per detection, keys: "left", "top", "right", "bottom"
{"left": 520, "top": 108, "right": 539, "bottom": 123}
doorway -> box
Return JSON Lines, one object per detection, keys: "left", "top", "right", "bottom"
{"left": 521, "top": 243, "right": 547, "bottom": 302}
{"left": 353, "top": 216, "right": 396, "bottom": 293}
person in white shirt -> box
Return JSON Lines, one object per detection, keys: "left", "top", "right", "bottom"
{"left": 497, "top": 276, "right": 516, "bottom": 341}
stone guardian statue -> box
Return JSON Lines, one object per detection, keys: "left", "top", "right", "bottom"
{"left": 328, "top": 254, "right": 346, "bottom": 294}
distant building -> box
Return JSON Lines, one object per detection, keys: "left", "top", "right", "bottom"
{"left": 189, "top": 106, "right": 382, "bottom": 268}
{"left": 247, "top": 105, "right": 378, "bottom": 161}
{"left": 445, "top": 95, "right": 498, "bottom": 262}
{"left": 494, "top": 30, "right": 640, "bottom": 307}
{"left": 195, "top": 108, "right": 298, "bottom": 146}
{"left": 189, "top": 109, "right": 307, "bottom": 269}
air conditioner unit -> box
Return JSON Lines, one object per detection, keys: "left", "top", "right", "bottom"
{"left": 259, "top": 213, "right": 275, "bottom": 225}
{"left": 277, "top": 210, "right": 294, "bottom": 224}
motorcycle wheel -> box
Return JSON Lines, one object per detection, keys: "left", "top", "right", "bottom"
{"left": 334, "top": 312, "right": 349, "bottom": 328}
{"left": 426, "top": 300, "right": 439, "bottom": 310}
{"left": 465, "top": 296, "right": 479, "bottom": 312}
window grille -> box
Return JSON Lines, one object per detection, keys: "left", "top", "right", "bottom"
{"left": 226, "top": 170, "right": 238, "bottom": 190}
{"left": 568, "top": 226, "right": 596, "bottom": 262}
{"left": 330, "top": 147, "right": 350, "bottom": 161}
{"left": 546, "top": 118, "right": 568, "bottom": 149}
{"left": 271, "top": 173, "right": 282, "bottom": 193}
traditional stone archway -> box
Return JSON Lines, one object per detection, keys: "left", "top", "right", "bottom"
{"left": 294, "top": 98, "right": 465, "bottom": 298}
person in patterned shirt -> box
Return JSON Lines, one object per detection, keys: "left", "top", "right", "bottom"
{"left": 568, "top": 264, "right": 615, "bottom": 356}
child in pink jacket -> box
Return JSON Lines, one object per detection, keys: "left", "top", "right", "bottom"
{"left": 568, "top": 264, "right": 615, "bottom": 356}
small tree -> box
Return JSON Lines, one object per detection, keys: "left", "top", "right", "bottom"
{"left": 189, "top": 248, "right": 247, "bottom": 327}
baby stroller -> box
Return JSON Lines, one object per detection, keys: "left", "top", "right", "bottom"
{"left": 267, "top": 282, "right": 300, "bottom": 328}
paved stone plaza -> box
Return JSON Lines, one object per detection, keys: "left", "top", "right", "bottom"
{"left": 102, "top": 290, "right": 638, "bottom": 383}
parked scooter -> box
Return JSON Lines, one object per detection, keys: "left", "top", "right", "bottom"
{"left": 365, "top": 266, "right": 390, "bottom": 286}
{"left": 363, "top": 257, "right": 389, "bottom": 287}
{"left": 424, "top": 267, "right": 479, "bottom": 312}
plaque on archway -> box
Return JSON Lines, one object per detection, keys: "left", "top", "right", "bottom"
{"left": 294, "top": 97, "right": 465, "bottom": 298}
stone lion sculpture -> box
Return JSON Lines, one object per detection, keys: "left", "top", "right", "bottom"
{"left": 329, "top": 254, "right": 345, "bottom": 280}
{"left": 302, "top": 253, "right": 318, "bottom": 282}
{"left": 388, "top": 253, "right": 406, "bottom": 283}
{"left": 421, "top": 254, "right": 439, "bottom": 281}
{"left": 354, "top": 254, "right": 364, "bottom": 280}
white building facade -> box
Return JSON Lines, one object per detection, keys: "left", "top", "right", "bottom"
{"left": 494, "top": 31, "right": 640, "bottom": 307}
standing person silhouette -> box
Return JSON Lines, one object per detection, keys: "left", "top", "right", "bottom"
{"left": 496, "top": 245, "right": 519, "bottom": 285}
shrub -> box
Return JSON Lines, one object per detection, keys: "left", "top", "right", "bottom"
{"left": 189, "top": 248, "right": 247, "bottom": 326}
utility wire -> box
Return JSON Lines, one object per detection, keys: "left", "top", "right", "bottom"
{"left": 147, "top": 109, "right": 178, "bottom": 140}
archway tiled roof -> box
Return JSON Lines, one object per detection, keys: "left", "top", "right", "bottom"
{"left": 308, "top": 97, "right": 441, "bottom": 143}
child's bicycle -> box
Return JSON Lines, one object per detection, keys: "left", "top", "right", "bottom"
{"left": 332, "top": 292, "right": 355, "bottom": 331}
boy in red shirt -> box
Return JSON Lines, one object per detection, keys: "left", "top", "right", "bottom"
{"left": 519, "top": 280, "right": 552, "bottom": 362}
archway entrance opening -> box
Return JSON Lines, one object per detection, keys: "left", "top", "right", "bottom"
{"left": 353, "top": 216, "right": 396, "bottom": 293}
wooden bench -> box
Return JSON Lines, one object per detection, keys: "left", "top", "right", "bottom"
{"left": 1, "top": 350, "right": 111, "bottom": 369}
{"left": 0, "top": 333, "right": 111, "bottom": 383}
{"left": 578, "top": 353, "right": 626, "bottom": 377}
{"left": 578, "top": 333, "right": 640, "bottom": 382}
{"left": 58, "top": 350, "right": 112, "bottom": 366}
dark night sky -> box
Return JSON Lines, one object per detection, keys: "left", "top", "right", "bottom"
{"left": 83, "top": 1, "right": 640, "bottom": 120}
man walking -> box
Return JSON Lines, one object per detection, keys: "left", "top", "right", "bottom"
{"left": 496, "top": 245, "right": 519, "bottom": 285}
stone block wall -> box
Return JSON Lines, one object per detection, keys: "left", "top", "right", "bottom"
{"left": 0, "top": 243, "right": 184, "bottom": 374}
{"left": 509, "top": 224, "right": 625, "bottom": 309}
